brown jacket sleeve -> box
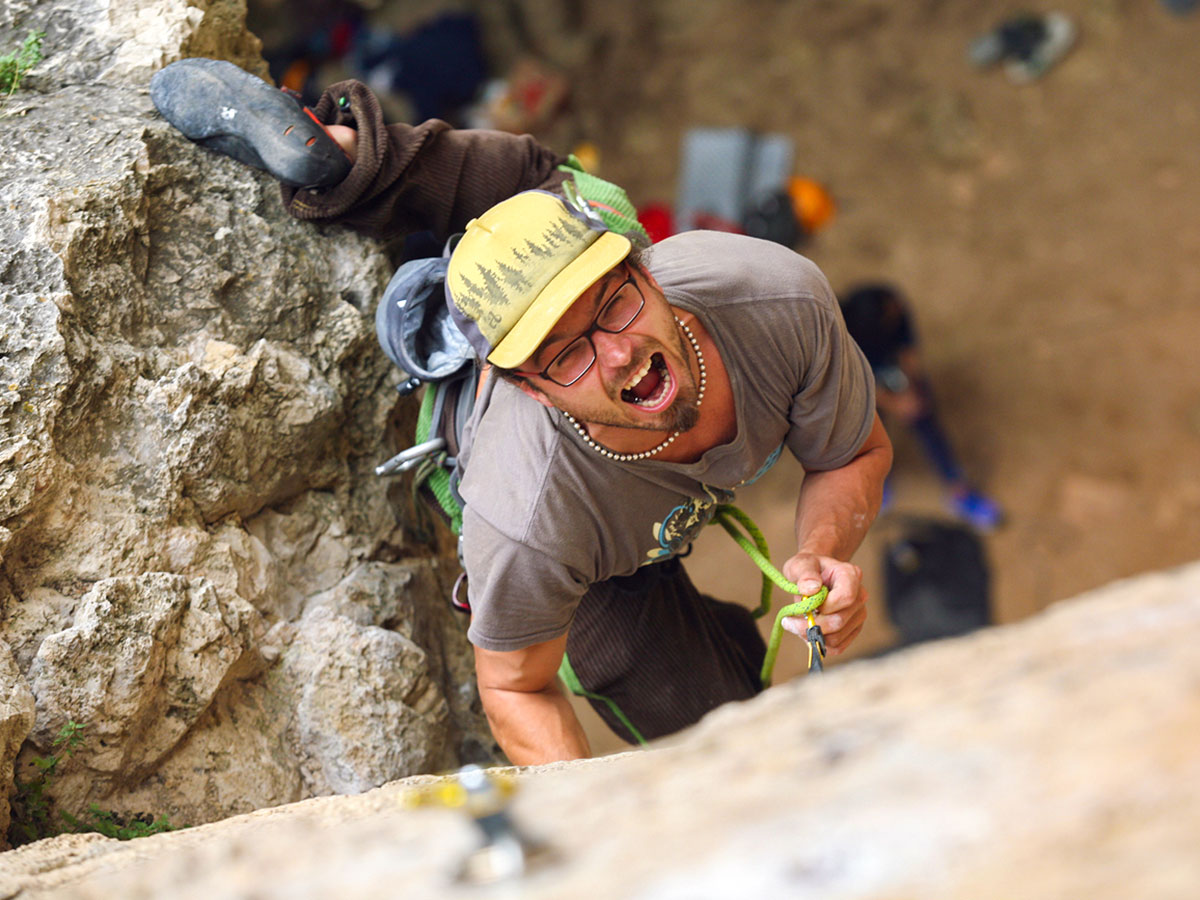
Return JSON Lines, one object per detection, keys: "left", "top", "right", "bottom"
{"left": 280, "top": 79, "right": 570, "bottom": 242}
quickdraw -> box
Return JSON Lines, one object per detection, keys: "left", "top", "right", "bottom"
{"left": 710, "top": 504, "right": 829, "bottom": 685}
{"left": 401, "top": 765, "right": 551, "bottom": 884}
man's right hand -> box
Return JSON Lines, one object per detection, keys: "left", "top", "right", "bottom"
{"left": 781, "top": 552, "right": 868, "bottom": 657}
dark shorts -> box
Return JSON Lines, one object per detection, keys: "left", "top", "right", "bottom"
{"left": 564, "top": 558, "right": 766, "bottom": 745}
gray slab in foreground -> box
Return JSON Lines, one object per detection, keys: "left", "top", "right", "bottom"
{"left": 3, "top": 559, "right": 1198, "bottom": 899}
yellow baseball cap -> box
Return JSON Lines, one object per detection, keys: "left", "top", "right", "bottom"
{"left": 446, "top": 191, "right": 631, "bottom": 369}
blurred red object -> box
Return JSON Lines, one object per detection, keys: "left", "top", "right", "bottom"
{"left": 691, "top": 211, "right": 745, "bottom": 234}
{"left": 638, "top": 203, "right": 675, "bottom": 243}
{"left": 486, "top": 58, "right": 568, "bottom": 134}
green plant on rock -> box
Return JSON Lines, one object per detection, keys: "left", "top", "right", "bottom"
{"left": 0, "top": 30, "right": 45, "bottom": 98}
{"left": 8, "top": 720, "right": 180, "bottom": 846}
{"left": 60, "top": 805, "right": 176, "bottom": 841}
{"left": 9, "top": 720, "right": 86, "bottom": 846}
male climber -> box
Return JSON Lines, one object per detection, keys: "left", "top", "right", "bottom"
{"left": 151, "top": 58, "right": 892, "bottom": 764}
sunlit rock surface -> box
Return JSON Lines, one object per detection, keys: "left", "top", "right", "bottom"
{"left": 3, "top": 561, "right": 1197, "bottom": 898}
{"left": 0, "top": 0, "right": 494, "bottom": 840}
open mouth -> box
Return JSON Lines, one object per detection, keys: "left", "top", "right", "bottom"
{"left": 620, "top": 352, "right": 676, "bottom": 413}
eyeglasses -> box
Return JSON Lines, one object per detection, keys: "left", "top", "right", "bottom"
{"left": 518, "top": 269, "right": 646, "bottom": 388}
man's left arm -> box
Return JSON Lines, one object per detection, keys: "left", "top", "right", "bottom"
{"left": 781, "top": 412, "right": 892, "bottom": 655}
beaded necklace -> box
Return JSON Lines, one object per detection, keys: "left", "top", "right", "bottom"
{"left": 562, "top": 317, "right": 706, "bottom": 462}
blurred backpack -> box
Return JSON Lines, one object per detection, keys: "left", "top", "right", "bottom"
{"left": 883, "top": 517, "right": 991, "bottom": 645}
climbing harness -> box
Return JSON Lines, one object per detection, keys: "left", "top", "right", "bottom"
{"left": 710, "top": 504, "right": 830, "bottom": 683}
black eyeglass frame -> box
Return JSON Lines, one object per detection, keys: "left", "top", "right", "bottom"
{"left": 516, "top": 268, "right": 646, "bottom": 388}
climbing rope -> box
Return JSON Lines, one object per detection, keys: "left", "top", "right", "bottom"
{"left": 554, "top": 503, "right": 830, "bottom": 751}
{"left": 413, "top": 386, "right": 464, "bottom": 534}
{"left": 710, "top": 504, "right": 829, "bottom": 685}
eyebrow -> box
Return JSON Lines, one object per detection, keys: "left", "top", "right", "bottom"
{"left": 536, "top": 267, "right": 630, "bottom": 353}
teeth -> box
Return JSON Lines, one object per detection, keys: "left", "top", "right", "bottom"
{"left": 631, "top": 370, "right": 670, "bottom": 405}
{"left": 623, "top": 357, "right": 654, "bottom": 392}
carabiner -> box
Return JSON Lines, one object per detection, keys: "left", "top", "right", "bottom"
{"left": 804, "top": 614, "right": 827, "bottom": 674}
{"left": 375, "top": 437, "right": 447, "bottom": 477}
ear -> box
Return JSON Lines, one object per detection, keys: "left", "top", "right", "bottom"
{"left": 514, "top": 376, "right": 556, "bottom": 408}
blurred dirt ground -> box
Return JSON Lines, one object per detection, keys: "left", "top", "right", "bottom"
{"left": 250, "top": 0, "right": 1200, "bottom": 755}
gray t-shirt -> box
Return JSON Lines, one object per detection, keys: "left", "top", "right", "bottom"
{"left": 457, "top": 231, "right": 875, "bottom": 652}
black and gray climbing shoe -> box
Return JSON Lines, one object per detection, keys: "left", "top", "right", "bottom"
{"left": 967, "top": 13, "right": 1076, "bottom": 84}
{"left": 150, "top": 58, "right": 352, "bottom": 189}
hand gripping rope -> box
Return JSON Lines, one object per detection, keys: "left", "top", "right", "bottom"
{"left": 710, "top": 504, "right": 829, "bottom": 683}
{"left": 554, "top": 503, "right": 830, "bottom": 752}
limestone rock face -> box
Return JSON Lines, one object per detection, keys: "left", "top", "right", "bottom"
{"left": 1, "top": 0, "right": 267, "bottom": 92}
{"left": 28, "top": 575, "right": 264, "bottom": 792}
{"left": 0, "top": 643, "right": 35, "bottom": 843}
{"left": 280, "top": 607, "right": 453, "bottom": 795}
{"left": 0, "top": 0, "right": 495, "bottom": 842}
{"left": 2, "top": 560, "right": 1198, "bottom": 899}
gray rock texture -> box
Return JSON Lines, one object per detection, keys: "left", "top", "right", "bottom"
{"left": 2, "top": 560, "right": 1198, "bottom": 899}
{"left": 0, "top": 0, "right": 494, "bottom": 843}
{"left": 1, "top": 0, "right": 267, "bottom": 92}
{"left": 0, "top": 643, "right": 35, "bottom": 843}
{"left": 28, "top": 575, "right": 264, "bottom": 793}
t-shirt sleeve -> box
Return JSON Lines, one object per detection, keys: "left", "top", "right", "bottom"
{"left": 462, "top": 507, "right": 588, "bottom": 652}
{"left": 784, "top": 277, "right": 877, "bottom": 471}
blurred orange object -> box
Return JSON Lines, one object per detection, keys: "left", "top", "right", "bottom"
{"left": 787, "top": 176, "right": 836, "bottom": 234}
{"left": 281, "top": 58, "right": 312, "bottom": 94}
{"left": 571, "top": 141, "right": 601, "bottom": 174}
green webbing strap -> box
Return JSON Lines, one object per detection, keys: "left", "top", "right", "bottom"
{"left": 413, "top": 386, "right": 463, "bottom": 535}
{"left": 710, "top": 504, "right": 829, "bottom": 686}
{"left": 557, "top": 652, "right": 648, "bottom": 747}
{"left": 558, "top": 157, "right": 651, "bottom": 245}
{"left": 415, "top": 377, "right": 436, "bottom": 440}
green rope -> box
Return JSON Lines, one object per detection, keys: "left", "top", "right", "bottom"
{"left": 412, "top": 386, "right": 464, "bottom": 535}
{"left": 759, "top": 591, "right": 828, "bottom": 686}
{"left": 710, "top": 504, "right": 828, "bottom": 686}
{"left": 557, "top": 653, "right": 648, "bottom": 746}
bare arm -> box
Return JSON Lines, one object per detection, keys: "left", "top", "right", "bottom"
{"left": 473, "top": 634, "right": 591, "bottom": 765}
{"left": 781, "top": 412, "right": 893, "bottom": 655}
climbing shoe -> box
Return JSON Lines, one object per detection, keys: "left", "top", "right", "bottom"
{"left": 968, "top": 13, "right": 1076, "bottom": 84}
{"left": 150, "top": 58, "right": 352, "bottom": 189}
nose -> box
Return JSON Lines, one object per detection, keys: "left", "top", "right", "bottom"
{"left": 592, "top": 329, "right": 634, "bottom": 369}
